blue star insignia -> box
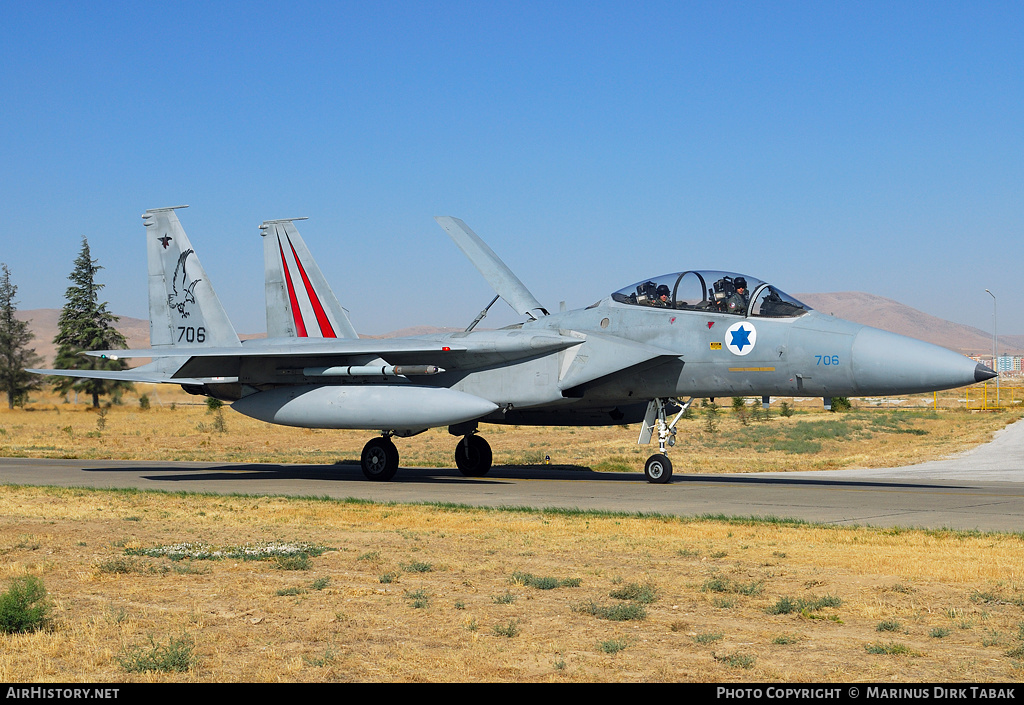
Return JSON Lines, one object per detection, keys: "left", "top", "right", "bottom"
{"left": 730, "top": 325, "right": 752, "bottom": 351}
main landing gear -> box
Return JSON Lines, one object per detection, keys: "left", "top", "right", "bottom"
{"left": 454, "top": 433, "right": 492, "bottom": 477}
{"left": 639, "top": 397, "right": 693, "bottom": 484}
{"left": 361, "top": 436, "right": 399, "bottom": 481}
{"left": 359, "top": 430, "right": 494, "bottom": 481}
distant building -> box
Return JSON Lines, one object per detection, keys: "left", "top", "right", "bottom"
{"left": 997, "top": 355, "right": 1022, "bottom": 374}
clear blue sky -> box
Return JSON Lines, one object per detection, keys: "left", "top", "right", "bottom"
{"left": 1, "top": 1, "right": 1021, "bottom": 336}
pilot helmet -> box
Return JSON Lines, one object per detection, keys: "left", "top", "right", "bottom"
{"left": 734, "top": 277, "right": 747, "bottom": 291}
{"left": 656, "top": 284, "right": 670, "bottom": 298}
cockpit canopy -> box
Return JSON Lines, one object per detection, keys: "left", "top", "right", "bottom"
{"left": 612, "top": 270, "right": 810, "bottom": 318}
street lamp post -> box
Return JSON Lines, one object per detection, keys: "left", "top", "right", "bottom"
{"left": 985, "top": 289, "right": 999, "bottom": 406}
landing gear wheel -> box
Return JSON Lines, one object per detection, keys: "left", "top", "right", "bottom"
{"left": 361, "top": 437, "right": 399, "bottom": 481}
{"left": 644, "top": 454, "right": 673, "bottom": 484}
{"left": 455, "top": 435, "right": 492, "bottom": 477}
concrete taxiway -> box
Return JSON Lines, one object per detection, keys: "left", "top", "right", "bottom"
{"left": 1, "top": 419, "right": 1022, "bottom": 532}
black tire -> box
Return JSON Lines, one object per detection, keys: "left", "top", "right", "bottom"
{"left": 361, "top": 437, "right": 399, "bottom": 481}
{"left": 455, "top": 435, "right": 492, "bottom": 477}
{"left": 644, "top": 454, "right": 673, "bottom": 484}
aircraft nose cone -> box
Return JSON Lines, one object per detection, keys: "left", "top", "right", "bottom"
{"left": 975, "top": 363, "right": 998, "bottom": 383}
{"left": 851, "top": 327, "right": 985, "bottom": 395}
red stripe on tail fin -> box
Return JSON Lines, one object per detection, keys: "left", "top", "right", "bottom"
{"left": 278, "top": 236, "right": 308, "bottom": 337}
{"left": 288, "top": 236, "right": 336, "bottom": 338}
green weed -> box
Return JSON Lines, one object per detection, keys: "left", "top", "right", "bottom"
{"left": 865, "top": 642, "right": 919, "bottom": 656}
{"left": 275, "top": 553, "right": 311, "bottom": 571}
{"left": 0, "top": 576, "right": 51, "bottom": 634}
{"left": 405, "top": 589, "right": 430, "bottom": 609}
{"left": 701, "top": 576, "right": 763, "bottom": 596}
{"left": 766, "top": 594, "right": 841, "bottom": 615}
{"left": 492, "top": 619, "right": 519, "bottom": 638}
{"left": 402, "top": 560, "right": 433, "bottom": 573}
{"left": 714, "top": 651, "right": 756, "bottom": 669}
{"left": 510, "top": 571, "right": 580, "bottom": 589}
{"left": 98, "top": 557, "right": 143, "bottom": 574}
{"left": 118, "top": 633, "right": 195, "bottom": 673}
{"left": 599, "top": 639, "right": 628, "bottom": 654}
{"left": 609, "top": 582, "right": 657, "bottom": 603}
{"left": 574, "top": 600, "right": 647, "bottom": 621}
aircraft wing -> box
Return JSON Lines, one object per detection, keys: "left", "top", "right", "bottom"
{"left": 82, "top": 331, "right": 584, "bottom": 379}
{"left": 435, "top": 217, "right": 549, "bottom": 320}
{"left": 86, "top": 339, "right": 472, "bottom": 361}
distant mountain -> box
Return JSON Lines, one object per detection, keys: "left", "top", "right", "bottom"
{"left": 15, "top": 295, "right": 1020, "bottom": 366}
{"left": 795, "top": 292, "right": 1021, "bottom": 357}
{"left": 359, "top": 325, "right": 463, "bottom": 339}
{"left": 15, "top": 309, "right": 150, "bottom": 367}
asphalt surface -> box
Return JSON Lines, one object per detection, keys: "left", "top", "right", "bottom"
{"left": 1, "top": 418, "right": 1023, "bottom": 532}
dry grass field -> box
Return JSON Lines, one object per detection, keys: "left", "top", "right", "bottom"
{"left": 1, "top": 488, "right": 1024, "bottom": 682}
{"left": 0, "top": 383, "right": 1022, "bottom": 682}
{"left": 0, "top": 382, "right": 1021, "bottom": 473}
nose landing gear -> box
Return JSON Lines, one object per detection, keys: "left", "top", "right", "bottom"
{"left": 639, "top": 397, "right": 692, "bottom": 484}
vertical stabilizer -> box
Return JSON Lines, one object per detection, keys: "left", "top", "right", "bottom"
{"left": 143, "top": 206, "right": 241, "bottom": 348}
{"left": 260, "top": 218, "right": 358, "bottom": 339}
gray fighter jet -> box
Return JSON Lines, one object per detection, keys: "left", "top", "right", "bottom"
{"left": 32, "top": 206, "right": 996, "bottom": 483}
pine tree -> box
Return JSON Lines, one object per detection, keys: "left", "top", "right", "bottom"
{"left": 0, "top": 264, "right": 43, "bottom": 409}
{"left": 52, "top": 237, "right": 131, "bottom": 407}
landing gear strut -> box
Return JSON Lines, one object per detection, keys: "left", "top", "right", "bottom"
{"left": 361, "top": 435, "right": 399, "bottom": 481}
{"left": 455, "top": 434, "right": 492, "bottom": 477}
{"left": 639, "top": 397, "right": 693, "bottom": 484}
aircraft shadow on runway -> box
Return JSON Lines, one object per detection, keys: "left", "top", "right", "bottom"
{"left": 91, "top": 463, "right": 622, "bottom": 485}
{"left": 84, "top": 462, "right": 966, "bottom": 490}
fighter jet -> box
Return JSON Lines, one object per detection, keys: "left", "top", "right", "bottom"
{"left": 32, "top": 206, "right": 997, "bottom": 484}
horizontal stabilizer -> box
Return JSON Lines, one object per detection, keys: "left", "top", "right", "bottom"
{"left": 28, "top": 358, "right": 233, "bottom": 386}
{"left": 435, "top": 217, "right": 548, "bottom": 320}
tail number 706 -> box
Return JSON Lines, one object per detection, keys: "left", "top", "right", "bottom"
{"left": 177, "top": 326, "right": 206, "bottom": 343}
{"left": 815, "top": 355, "right": 840, "bottom": 366}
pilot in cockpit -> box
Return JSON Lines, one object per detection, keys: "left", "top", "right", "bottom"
{"left": 654, "top": 284, "right": 671, "bottom": 307}
{"left": 725, "top": 276, "right": 749, "bottom": 314}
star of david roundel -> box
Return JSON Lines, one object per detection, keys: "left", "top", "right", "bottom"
{"left": 725, "top": 321, "right": 757, "bottom": 356}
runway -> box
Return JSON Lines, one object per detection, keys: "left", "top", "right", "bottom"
{"left": 1, "top": 418, "right": 1023, "bottom": 532}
